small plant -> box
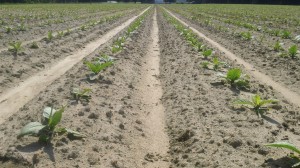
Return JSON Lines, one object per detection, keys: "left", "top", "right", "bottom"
{"left": 281, "top": 30, "right": 292, "bottom": 39}
{"left": 274, "top": 41, "right": 283, "bottom": 52}
{"left": 80, "top": 25, "right": 87, "bottom": 31}
{"left": 201, "top": 61, "right": 209, "bottom": 69}
{"left": 219, "top": 68, "right": 249, "bottom": 88}
{"left": 8, "top": 41, "right": 22, "bottom": 54}
{"left": 234, "top": 94, "right": 277, "bottom": 117}
{"left": 47, "top": 31, "right": 53, "bottom": 42}
{"left": 212, "top": 57, "right": 225, "bottom": 71}
{"left": 85, "top": 61, "right": 113, "bottom": 80}
{"left": 71, "top": 88, "right": 92, "bottom": 102}
{"left": 240, "top": 32, "right": 252, "bottom": 41}
{"left": 30, "top": 42, "right": 39, "bottom": 49}
{"left": 289, "top": 45, "right": 298, "bottom": 59}
{"left": 265, "top": 142, "right": 300, "bottom": 167}
{"left": 18, "top": 107, "right": 85, "bottom": 143}
{"left": 5, "top": 26, "right": 12, "bottom": 33}
{"left": 57, "top": 31, "right": 64, "bottom": 39}
{"left": 17, "top": 23, "right": 26, "bottom": 31}
{"left": 202, "top": 49, "right": 213, "bottom": 59}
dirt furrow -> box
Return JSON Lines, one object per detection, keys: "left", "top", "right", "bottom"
{"left": 0, "top": 7, "right": 150, "bottom": 125}
{"left": 131, "top": 8, "right": 170, "bottom": 168}
{"left": 157, "top": 7, "right": 300, "bottom": 167}
{"left": 164, "top": 8, "right": 300, "bottom": 108}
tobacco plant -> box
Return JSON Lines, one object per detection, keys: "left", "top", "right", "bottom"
{"left": 265, "top": 142, "right": 300, "bottom": 167}
{"left": 85, "top": 60, "right": 113, "bottom": 80}
{"left": 18, "top": 107, "right": 85, "bottom": 143}
{"left": 71, "top": 88, "right": 92, "bottom": 102}
{"left": 203, "top": 49, "right": 213, "bottom": 59}
{"left": 240, "top": 32, "right": 252, "bottom": 41}
{"left": 8, "top": 41, "right": 22, "bottom": 54}
{"left": 212, "top": 57, "right": 225, "bottom": 71}
{"left": 274, "top": 41, "right": 283, "bottom": 52}
{"left": 289, "top": 45, "right": 298, "bottom": 59}
{"left": 234, "top": 94, "right": 277, "bottom": 117}
{"left": 219, "top": 68, "right": 249, "bottom": 88}
{"left": 47, "top": 31, "right": 53, "bottom": 42}
{"left": 57, "top": 31, "right": 64, "bottom": 39}
{"left": 281, "top": 30, "right": 292, "bottom": 39}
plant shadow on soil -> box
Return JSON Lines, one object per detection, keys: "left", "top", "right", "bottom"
{"left": 17, "top": 142, "right": 55, "bottom": 162}
{"left": 264, "top": 156, "right": 299, "bottom": 168}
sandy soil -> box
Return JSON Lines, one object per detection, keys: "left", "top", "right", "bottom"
{"left": 0, "top": 10, "right": 139, "bottom": 93}
{"left": 166, "top": 7, "right": 300, "bottom": 97}
{"left": 0, "top": 5, "right": 300, "bottom": 168}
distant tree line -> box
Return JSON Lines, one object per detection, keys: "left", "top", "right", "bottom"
{"left": 0, "top": 0, "right": 299, "bottom": 4}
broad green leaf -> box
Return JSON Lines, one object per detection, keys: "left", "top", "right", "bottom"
{"left": 226, "top": 68, "right": 241, "bottom": 84}
{"left": 43, "top": 107, "right": 56, "bottom": 119}
{"left": 266, "top": 142, "right": 300, "bottom": 155}
{"left": 18, "top": 122, "right": 45, "bottom": 138}
{"left": 49, "top": 107, "right": 64, "bottom": 130}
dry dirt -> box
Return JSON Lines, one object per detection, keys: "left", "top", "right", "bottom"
{"left": 0, "top": 5, "right": 300, "bottom": 168}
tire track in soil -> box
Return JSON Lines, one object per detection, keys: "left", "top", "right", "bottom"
{"left": 164, "top": 8, "right": 300, "bottom": 108}
{"left": 132, "top": 8, "right": 170, "bottom": 168}
{"left": 0, "top": 7, "right": 150, "bottom": 125}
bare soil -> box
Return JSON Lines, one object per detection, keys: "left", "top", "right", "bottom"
{"left": 0, "top": 5, "right": 300, "bottom": 168}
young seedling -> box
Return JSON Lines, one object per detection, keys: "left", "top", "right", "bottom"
{"left": 17, "top": 23, "right": 26, "bottom": 31}
{"left": 57, "top": 31, "right": 64, "bottom": 39}
{"left": 30, "top": 42, "right": 39, "bottom": 49}
{"left": 47, "top": 31, "right": 53, "bottom": 42}
{"left": 5, "top": 26, "right": 12, "bottom": 33}
{"left": 289, "top": 45, "right": 298, "bottom": 59}
{"left": 203, "top": 49, "right": 213, "bottom": 59}
{"left": 265, "top": 142, "right": 300, "bottom": 167}
{"left": 71, "top": 88, "right": 92, "bottom": 102}
{"left": 8, "top": 41, "right": 22, "bottom": 54}
{"left": 234, "top": 94, "right": 277, "bottom": 117}
{"left": 201, "top": 61, "right": 209, "bottom": 69}
{"left": 212, "top": 57, "right": 225, "bottom": 71}
{"left": 281, "top": 30, "right": 292, "bottom": 39}
{"left": 85, "top": 61, "right": 113, "bottom": 80}
{"left": 18, "top": 107, "right": 85, "bottom": 143}
{"left": 240, "top": 32, "right": 252, "bottom": 41}
{"left": 219, "top": 68, "right": 249, "bottom": 88}
{"left": 274, "top": 41, "right": 283, "bottom": 52}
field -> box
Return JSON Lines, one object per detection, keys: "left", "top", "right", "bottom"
{"left": 0, "top": 3, "right": 300, "bottom": 168}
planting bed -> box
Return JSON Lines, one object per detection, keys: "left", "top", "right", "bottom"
{"left": 0, "top": 4, "right": 300, "bottom": 168}
{"left": 165, "top": 4, "right": 300, "bottom": 96}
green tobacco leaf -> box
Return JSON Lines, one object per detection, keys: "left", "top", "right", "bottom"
{"left": 43, "top": 107, "right": 56, "bottom": 119}
{"left": 48, "top": 107, "right": 64, "bottom": 130}
{"left": 18, "top": 122, "right": 46, "bottom": 138}
{"left": 226, "top": 68, "right": 241, "bottom": 83}
{"left": 266, "top": 142, "right": 300, "bottom": 155}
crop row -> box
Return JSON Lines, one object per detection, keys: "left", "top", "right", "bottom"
{"left": 17, "top": 7, "right": 150, "bottom": 146}
{"left": 162, "top": 8, "right": 300, "bottom": 167}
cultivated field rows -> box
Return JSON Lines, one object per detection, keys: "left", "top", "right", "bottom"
{"left": 165, "top": 4, "right": 300, "bottom": 96}
{"left": 0, "top": 4, "right": 299, "bottom": 168}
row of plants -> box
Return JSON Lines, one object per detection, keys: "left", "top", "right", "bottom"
{"left": 5, "top": 12, "right": 130, "bottom": 56}
{"left": 0, "top": 4, "right": 147, "bottom": 34}
{"left": 17, "top": 8, "right": 150, "bottom": 145}
{"left": 162, "top": 8, "right": 300, "bottom": 167}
